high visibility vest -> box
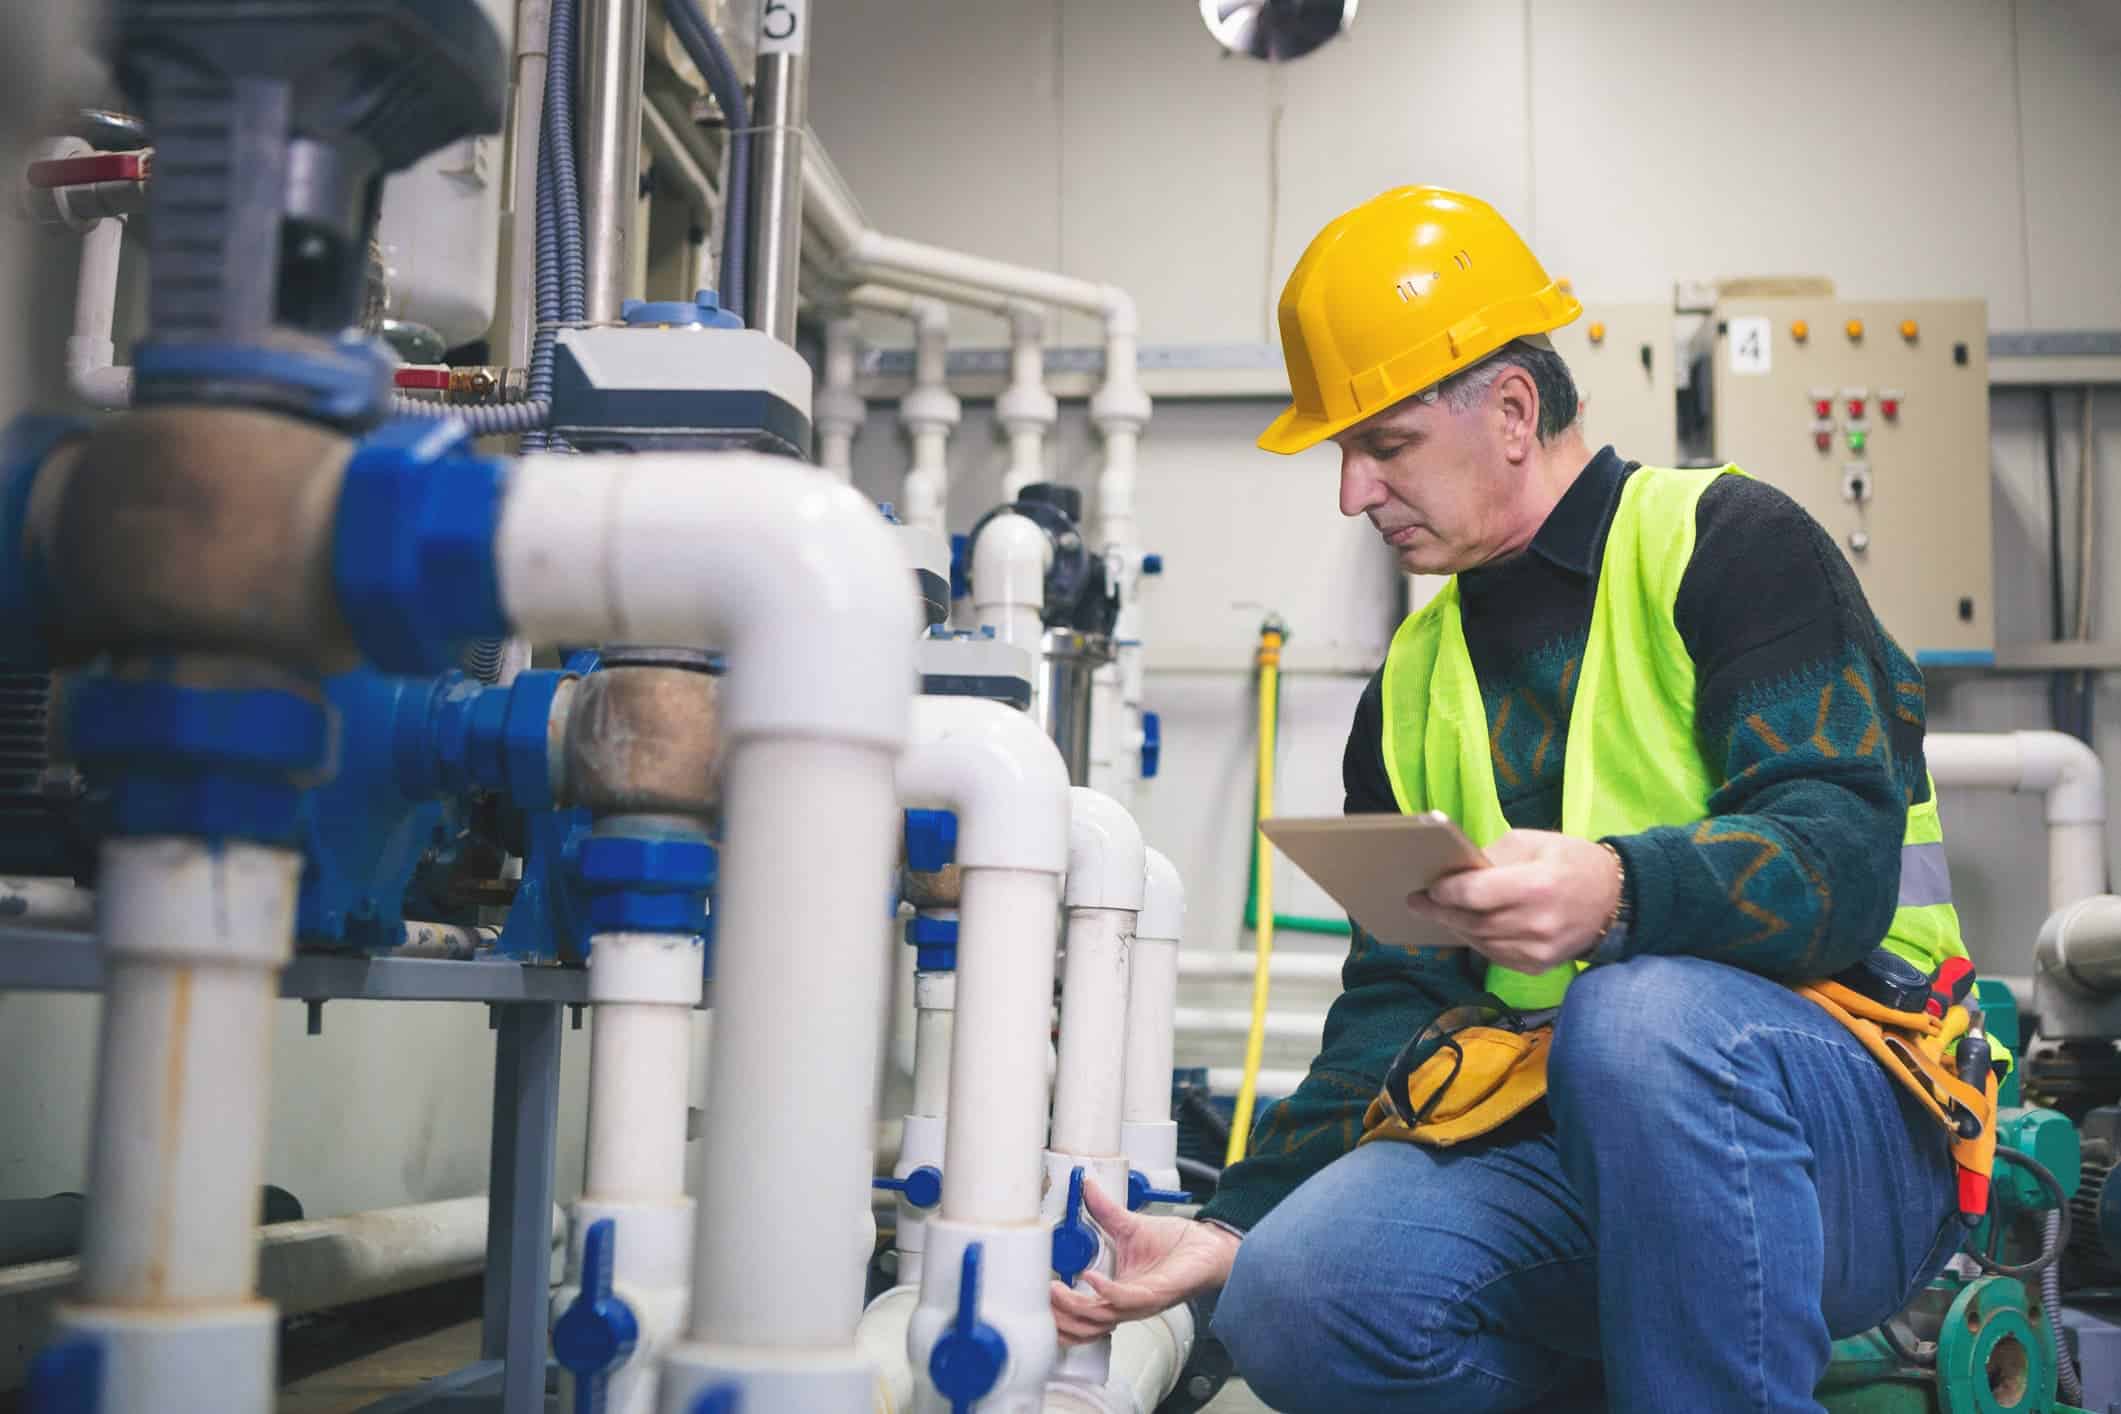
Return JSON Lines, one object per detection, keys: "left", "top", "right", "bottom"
{"left": 1378, "top": 464, "right": 1966, "bottom": 1009}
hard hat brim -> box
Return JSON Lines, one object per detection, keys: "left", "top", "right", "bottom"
{"left": 1256, "top": 402, "right": 1359, "bottom": 456}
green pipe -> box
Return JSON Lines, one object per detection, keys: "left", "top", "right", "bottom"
{"left": 1241, "top": 655, "right": 1353, "bottom": 938}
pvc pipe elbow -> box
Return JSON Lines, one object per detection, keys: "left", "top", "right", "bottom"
{"left": 900, "top": 696, "right": 1072, "bottom": 874}
{"left": 2016, "top": 729, "right": 2107, "bottom": 825}
{"left": 2037, "top": 895, "right": 2121, "bottom": 995}
{"left": 971, "top": 512, "right": 1050, "bottom": 617}
{"left": 496, "top": 452, "right": 919, "bottom": 752}
{"left": 1066, "top": 788, "right": 1146, "bottom": 911}
{"left": 1139, "top": 847, "right": 1183, "bottom": 943}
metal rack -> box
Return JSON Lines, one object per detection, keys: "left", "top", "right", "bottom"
{"left": 0, "top": 925, "right": 586, "bottom": 1414}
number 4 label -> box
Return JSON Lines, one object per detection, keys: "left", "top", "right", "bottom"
{"left": 761, "top": 0, "right": 805, "bottom": 53}
{"left": 1728, "top": 316, "right": 1772, "bottom": 375}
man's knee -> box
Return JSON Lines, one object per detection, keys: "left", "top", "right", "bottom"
{"left": 1549, "top": 956, "right": 1764, "bottom": 1123}
{"left": 1213, "top": 1206, "right": 1490, "bottom": 1411}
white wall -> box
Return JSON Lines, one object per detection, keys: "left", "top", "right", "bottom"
{"left": 816, "top": 0, "right": 2121, "bottom": 999}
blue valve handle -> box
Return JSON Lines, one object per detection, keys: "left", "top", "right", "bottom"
{"left": 928, "top": 1241, "right": 1008, "bottom": 1414}
{"left": 687, "top": 1388, "right": 740, "bottom": 1414}
{"left": 1126, "top": 1168, "right": 1193, "bottom": 1212}
{"left": 552, "top": 1218, "right": 640, "bottom": 1414}
{"left": 24, "top": 1335, "right": 103, "bottom": 1414}
{"left": 872, "top": 1164, "right": 944, "bottom": 1210}
{"left": 1049, "top": 1165, "right": 1100, "bottom": 1287}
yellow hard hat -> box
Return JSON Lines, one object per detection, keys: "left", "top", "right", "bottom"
{"left": 1259, "top": 186, "right": 1582, "bottom": 455}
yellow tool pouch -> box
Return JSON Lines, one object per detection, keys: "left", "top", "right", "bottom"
{"left": 1361, "top": 1001, "right": 1556, "bottom": 1148}
{"left": 1792, "top": 980, "right": 1994, "bottom": 1146}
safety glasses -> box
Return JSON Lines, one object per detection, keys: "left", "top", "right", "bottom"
{"left": 1380, "top": 996, "right": 1551, "bottom": 1129}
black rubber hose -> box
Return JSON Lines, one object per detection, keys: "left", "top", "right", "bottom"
{"left": 1177, "top": 1088, "right": 1232, "bottom": 1148}
{"left": 1177, "top": 1156, "right": 1222, "bottom": 1190}
{"left": 1965, "top": 1146, "right": 2070, "bottom": 1281}
{"left": 1877, "top": 1315, "right": 1936, "bottom": 1369}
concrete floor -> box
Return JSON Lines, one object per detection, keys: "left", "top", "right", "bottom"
{"left": 276, "top": 1318, "right": 1276, "bottom": 1412}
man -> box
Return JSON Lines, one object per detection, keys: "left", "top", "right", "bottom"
{"left": 1050, "top": 187, "right": 1967, "bottom": 1411}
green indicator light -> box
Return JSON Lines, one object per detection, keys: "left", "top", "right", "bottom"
{"left": 1847, "top": 429, "right": 1868, "bottom": 453}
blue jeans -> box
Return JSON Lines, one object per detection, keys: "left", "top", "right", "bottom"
{"left": 1212, "top": 956, "right": 1961, "bottom": 1413}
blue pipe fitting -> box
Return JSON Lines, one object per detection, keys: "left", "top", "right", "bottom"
{"left": 1141, "top": 552, "right": 1164, "bottom": 576}
{"left": 68, "top": 677, "right": 332, "bottom": 844}
{"left": 905, "top": 914, "right": 960, "bottom": 972}
{"left": 872, "top": 1164, "right": 943, "bottom": 1210}
{"left": 552, "top": 1218, "right": 640, "bottom": 1414}
{"left": 416, "top": 669, "right": 571, "bottom": 811}
{"left": 133, "top": 333, "right": 394, "bottom": 429}
{"left": 578, "top": 834, "right": 717, "bottom": 936}
{"left": 0, "top": 416, "right": 86, "bottom": 667}
{"left": 621, "top": 289, "right": 744, "bottom": 329}
{"left": 948, "top": 534, "right": 971, "bottom": 602}
{"left": 334, "top": 419, "right": 510, "bottom": 676}
{"left": 24, "top": 1334, "right": 103, "bottom": 1414}
{"left": 687, "top": 1390, "right": 740, "bottom": 1414}
{"left": 1140, "top": 709, "right": 1161, "bottom": 780}
{"left": 1049, "top": 1166, "right": 1099, "bottom": 1288}
{"left": 1126, "top": 1169, "right": 1192, "bottom": 1211}
{"left": 905, "top": 809, "right": 958, "bottom": 874}
{"left": 928, "top": 1242, "right": 1007, "bottom": 1414}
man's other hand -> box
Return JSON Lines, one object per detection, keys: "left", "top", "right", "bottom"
{"left": 1048, "top": 1177, "right": 1241, "bottom": 1345}
{"left": 1408, "top": 828, "right": 1619, "bottom": 974}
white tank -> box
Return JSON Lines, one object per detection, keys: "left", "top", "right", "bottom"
{"left": 374, "top": 0, "right": 516, "bottom": 352}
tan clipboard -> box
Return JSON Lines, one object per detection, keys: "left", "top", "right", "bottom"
{"left": 1259, "top": 811, "right": 1488, "bottom": 951}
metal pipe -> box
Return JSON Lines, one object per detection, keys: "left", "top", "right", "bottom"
{"left": 746, "top": 12, "right": 810, "bottom": 343}
{"left": 579, "top": 0, "right": 648, "bottom": 323}
{"left": 496, "top": 0, "right": 553, "bottom": 373}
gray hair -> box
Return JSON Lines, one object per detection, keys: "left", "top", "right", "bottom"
{"left": 1430, "top": 337, "right": 1581, "bottom": 443}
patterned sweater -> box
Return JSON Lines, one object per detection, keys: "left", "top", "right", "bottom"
{"left": 1198, "top": 448, "right": 1935, "bottom": 1234}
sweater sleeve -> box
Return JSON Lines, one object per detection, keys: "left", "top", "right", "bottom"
{"left": 1198, "top": 670, "right": 1483, "bottom": 1233}
{"left": 1597, "top": 476, "right": 1924, "bottom": 981}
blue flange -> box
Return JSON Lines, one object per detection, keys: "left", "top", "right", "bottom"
{"left": 133, "top": 334, "right": 394, "bottom": 428}
{"left": 578, "top": 834, "right": 717, "bottom": 937}
{"left": 0, "top": 415, "right": 87, "bottom": 667}
{"left": 905, "top": 913, "right": 960, "bottom": 972}
{"left": 905, "top": 809, "right": 959, "bottom": 874}
{"left": 334, "top": 418, "right": 510, "bottom": 676}
{"left": 68, "top": 677, "right": 332, "bottom": 844}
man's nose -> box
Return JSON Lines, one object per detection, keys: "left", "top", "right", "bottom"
{"left": 1339, "top": 454, "right": 1386, "bottom": 519}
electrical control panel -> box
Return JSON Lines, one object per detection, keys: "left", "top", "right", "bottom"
{"left": 1697, "top": 297, "right": 1992, "bottom": 663}
{"left": 1551, "top": 302, "right": 1677, "bottom": 467}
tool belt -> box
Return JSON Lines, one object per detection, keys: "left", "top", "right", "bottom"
{"left": 1362, "top": 954, "right": 2006, "bottom": 1221}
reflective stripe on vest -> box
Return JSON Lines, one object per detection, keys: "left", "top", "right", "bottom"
{"left": 1379, "top": 464, "right": 1967, "bottom": 1007}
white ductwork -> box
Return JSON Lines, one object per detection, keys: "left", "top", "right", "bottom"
{"left": 496, "top": 450, "right": 917, "bottom": 1407}
{"left": 972, "top": 511, "right": 1050, "bottom": 651}
{"left": 1926, "top": 731, "right": 2108, "bottom": 910}
{"left": 873, "top": 695, "right": 1072, "bottom": 1413}
{"left": 1121, "top": 848, "right": 1185, "bottom": 1197}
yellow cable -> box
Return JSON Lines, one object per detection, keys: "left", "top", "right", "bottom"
{"left": 1227, "top": 623, "right": 1284, "bottom": 1166}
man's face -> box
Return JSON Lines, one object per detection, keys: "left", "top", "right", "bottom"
{"left": 1332, "top": 384, "right": 1516, "bottom": 575}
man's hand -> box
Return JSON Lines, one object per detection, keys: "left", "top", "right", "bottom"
{"left": 1407, "top": 828, "right": 1619, "bottom": 975}
{"left": 1048, "top": 1178, "right": 1240, "bottom": 1345}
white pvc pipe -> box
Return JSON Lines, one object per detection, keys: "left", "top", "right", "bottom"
{"left": 1176, "top": 951, "right": 1344, "bottom": 982}
{"left": 815, "top": 314, "right": 863, "bottom": 478}
{"left": 898, "top": 298, "right": 960, "bottom": 537}
{"left": 997, "top": 302, "right": 1057, "bottom": 501}
{"left": 972, "top": 510, "right": 1049, "bottom": 651}
{"left": 0, "top": 876, "right": 95, "bottom": 930}
{"left": 1205, "top": 1067, "right": 1308, "bottom": 1097}
{"left": 1050, "top": 788, "right": 1146, "bottom": 1158}
{"left": 894, "top": 695, "right": 1072, "bottom": 1411}
{"left": 496, "top": 452, "right": 915, "bottom": 1405}
{"left": 912, "top": 974, "right": 954, "bottom": 1119}
{"left": 1174, "top": 1007, "right": 1329, "bottom": 1043}
{"left": 67, "top": 216, "right": 130, "bottom": 408}
{"left": 1926, "top": 730, "right": 2108, "bottom": 910}
{"left": 1122, "top": 849, "right": 1184, "bottom": 1192}
{"left": 54, "top": 838, "right": 299, "bottom": 1414}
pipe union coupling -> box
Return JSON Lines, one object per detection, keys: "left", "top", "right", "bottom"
{"left": 562, "top": 667, "right": 721, "bottom": 818}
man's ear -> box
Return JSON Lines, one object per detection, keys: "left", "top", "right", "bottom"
{"left": 1495, "top": 364, "right": 1540, "bottom": 465}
